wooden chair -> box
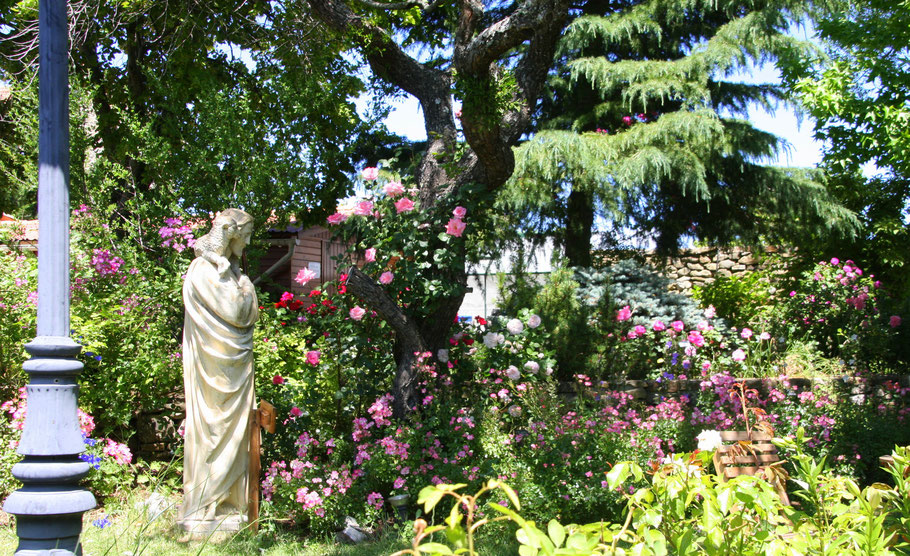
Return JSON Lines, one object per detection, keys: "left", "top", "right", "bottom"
{"left": 712, "top": 430, "right": 790, "bottom": 506}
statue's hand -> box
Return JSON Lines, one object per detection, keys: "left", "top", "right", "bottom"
{"left": 238, "top": 274, "right": 254, "bottom": 295}
{"left": 215, "top": 256, "right": 231, "bottom": 275}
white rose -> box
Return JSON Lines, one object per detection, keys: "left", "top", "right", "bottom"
{"left": 524, "top": 361, "right": 539, "bottom": 374}
{"left": 506, "top": 318, "right": 524, "bottom": 335}
{"left": 696, "top": 429, "right": 723, "bottom": 452}
{"left": 437, "top": 349, "right": 449, "bottom": 363}
{"left": 527, "top": 314, "right": 542, "bottom": 328}
{"left": 505, "top": 365, "right": 520, "bottom": 381}
{"left": 483, "top": 332, "right": 502, "bottom": 349}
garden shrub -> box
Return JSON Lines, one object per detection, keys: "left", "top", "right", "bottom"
{"left": 0, "top": 386, "right": 135, "bottom": 501}
{"left": 692, "top": 268, "right": 779, "bottom": 330}
{"left": 776, "top": 257, "right": 903, "bottom": 372}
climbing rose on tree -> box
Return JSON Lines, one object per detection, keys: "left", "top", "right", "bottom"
{"left": 350, "top": 306, "right": 366, "bottom": 320}
{"left": 384, "top": 180, "right": 405, "bottom": 196}
{"left": 445, "top": 218, "right": 466, "bottom": 237}
{"left": 379, "top": 271, "right": 394, "bottom": 285}
{"left": 453, "top": 206, "right": 467, "bottom": 219}
{"left": 365, "top": 248, "right": 376, "bottom": 262}
{"left": 327, "top": 213, "right": 347, "bottom": 225}
{"left": 394, "top": 198, "right": 415, "bottom": 214}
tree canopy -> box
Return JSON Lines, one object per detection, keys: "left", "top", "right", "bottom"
{"left": 502, "top": 0, "right": 858, "bottom": 265}
{"left": 0, "top": 0, "right": 371, "bottom": 224}
{"left": 785, "top": 0, "right": 910, "bottom": 296}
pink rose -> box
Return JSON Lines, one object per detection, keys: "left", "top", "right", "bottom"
{"left": 290, "top": 406, "right": 303, "bottom": 417}
{"left": 830, "top": 257, "right": 840, "bottom": 265}
{"left": 306, "top": 351, "right": 320, "bottom": 365}
{"left": 384, "top": 180, "right": 405, "bottom": 196}
{"left": 671, "top": 320, "right": 685, "bottom": 332}
{"left": 395, "top": 197, "right": 415, "bottom": 214}
{"left": 687, "top": 330, "right": 705, "bottom": 347}
{"left": 349, "top": 306, "right": 366, "bottom": 320}
{"left": 354, "top": 200, "right": 374, "bottom": 216}
{"left": 732, "top": 349, "right": 746, "bottom": 362}
{"left": 652, "top": 320, "right": 666, "bottom": 331}
{"left": 616, "top": 306, "right": 631, "bottom": 322}
{"left": 704, "top": 305, "right": 716, "bottom": 318}
{"left": 453, "top": 206, "right": 467, "bottom": 219}
{"left": 445, "top": 218, "right": 466, "bottom": 237}
{"left": 634, "top": 325, "right": 646, "bottom": 336}
{"left": 890, "top": 315, "right": 902, "bottom": 328}
{"left": 327, "top": 212, "right": 347, "bottom": 225}
{"left": 362, "top": 167, "right": 379, "bottom": 180}
{"left": 295, "top": 268, "right": 317, "bottom": 285}
{"left": 365, "top": 247, "right": 376, "bottom": 262}
{"left": 379, "top": 271, "right": 394, "bottom": 285}
{"left": 740, "top": 328, "right": 753, "bottom": 339}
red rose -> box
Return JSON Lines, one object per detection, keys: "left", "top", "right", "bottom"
{"left": 272, "top": 375, "right": 284, "bottom": 385}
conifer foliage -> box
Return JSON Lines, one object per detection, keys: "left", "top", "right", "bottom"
{"left": 505, "top": 0, "right": 857, "bottom": 263}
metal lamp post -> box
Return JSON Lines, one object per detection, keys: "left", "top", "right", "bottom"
{"left": 2, "top": 0, "right": 97, "bottom": 553}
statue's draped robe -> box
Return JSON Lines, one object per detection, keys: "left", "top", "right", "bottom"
{"left": 180, "top": 257, "right": 258, "bottom": 522}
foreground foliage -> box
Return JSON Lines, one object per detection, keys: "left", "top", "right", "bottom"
{"left": 405, "top": 439, "right": 910, "bottom": 555}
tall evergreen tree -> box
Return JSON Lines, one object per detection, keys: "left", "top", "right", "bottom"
{"left": 503, "top": 0, "right": 857, "bottom": 264}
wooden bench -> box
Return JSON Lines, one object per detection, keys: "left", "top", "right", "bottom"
{"left": 712, "top": 430, "right": 790, "bottom": 506}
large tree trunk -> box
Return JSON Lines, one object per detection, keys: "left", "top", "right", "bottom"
{"left": 565, "top": 188, "right": 594, "bottom": 267}
{"left": 310, "top": 0, "right": 570, "bottom": 415}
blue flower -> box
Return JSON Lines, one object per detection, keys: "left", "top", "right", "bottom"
{"left": 82, "top": 435, "right": 97, "bottom": 447}
{"left": 670, "top": 353, "right": 679, "bottom": 366}
{"left": 92, "top": 516, "right": 111, "bottom": 528}
{"left": 94, "top": 355, "right": 102, "bottom": 361}
{"left": 79, "top": 453, "right": 102, "bottom": 469}
{"left": 84, "top": 351, "right": 95, "bottom": 358}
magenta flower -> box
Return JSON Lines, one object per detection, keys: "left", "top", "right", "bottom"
{"left": 671, "top": 321, "right": 685, "bottom": 332}
{"left": 395, "top": 197, "right": 415, "bottom": 213}
{"left": 740, "top": 328, "right": 753, "bottom": 339}
{"left": 890, "top": 315, "right": 902, "bottom": 328}
{"left": 652, "top": 320, "right": 666, "bottom": 331}
{"left": 361, "top": 167, "right": 379, "bottom": 180}
{"left": 831, "top": 257, "right": 840, "bottom": 265}
{"left": 616, "top": 305, "right": 632, "bottom": 321}
{"left": 306, "top": 350, "right": 320, "bottom": 365}
{"left": 290, "top": 406, "right": 303, "bottom": 417}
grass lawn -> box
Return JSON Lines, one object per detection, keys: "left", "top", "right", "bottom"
{"left": 0, "top": 492, "right": 520, "bottom": 555}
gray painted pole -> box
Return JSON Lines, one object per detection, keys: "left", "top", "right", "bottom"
{"left": 2, "top": 0, "right": 97, "bottom": 553}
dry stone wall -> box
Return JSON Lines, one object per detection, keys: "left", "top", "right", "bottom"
{"left": 649, "top": 246, "right": 791, "bottom": 293}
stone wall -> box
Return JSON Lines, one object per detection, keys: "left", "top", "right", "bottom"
{"left": 132, "top": 395, "right": 184, "bottom": 461}
{"left": 650, "top": 246, "right": 791, "bottom": 293}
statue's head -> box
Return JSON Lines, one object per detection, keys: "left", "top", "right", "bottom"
{"left": 209, "top": 209, "right": 254, "bottom": 258}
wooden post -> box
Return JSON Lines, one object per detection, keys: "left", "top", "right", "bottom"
{"left": 248, "top": 401, "right": 275, "bottom": 532}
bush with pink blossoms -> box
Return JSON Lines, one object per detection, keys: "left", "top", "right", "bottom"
{"left": 0, "top": 387, "right": 134, "bottom": 501}
{"left": 776, "top": 257, "right": 904, "bottom": 371}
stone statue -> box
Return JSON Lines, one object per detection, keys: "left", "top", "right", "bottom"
{"left": 178, "top": 209, "right": 259, "bottom": 534}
